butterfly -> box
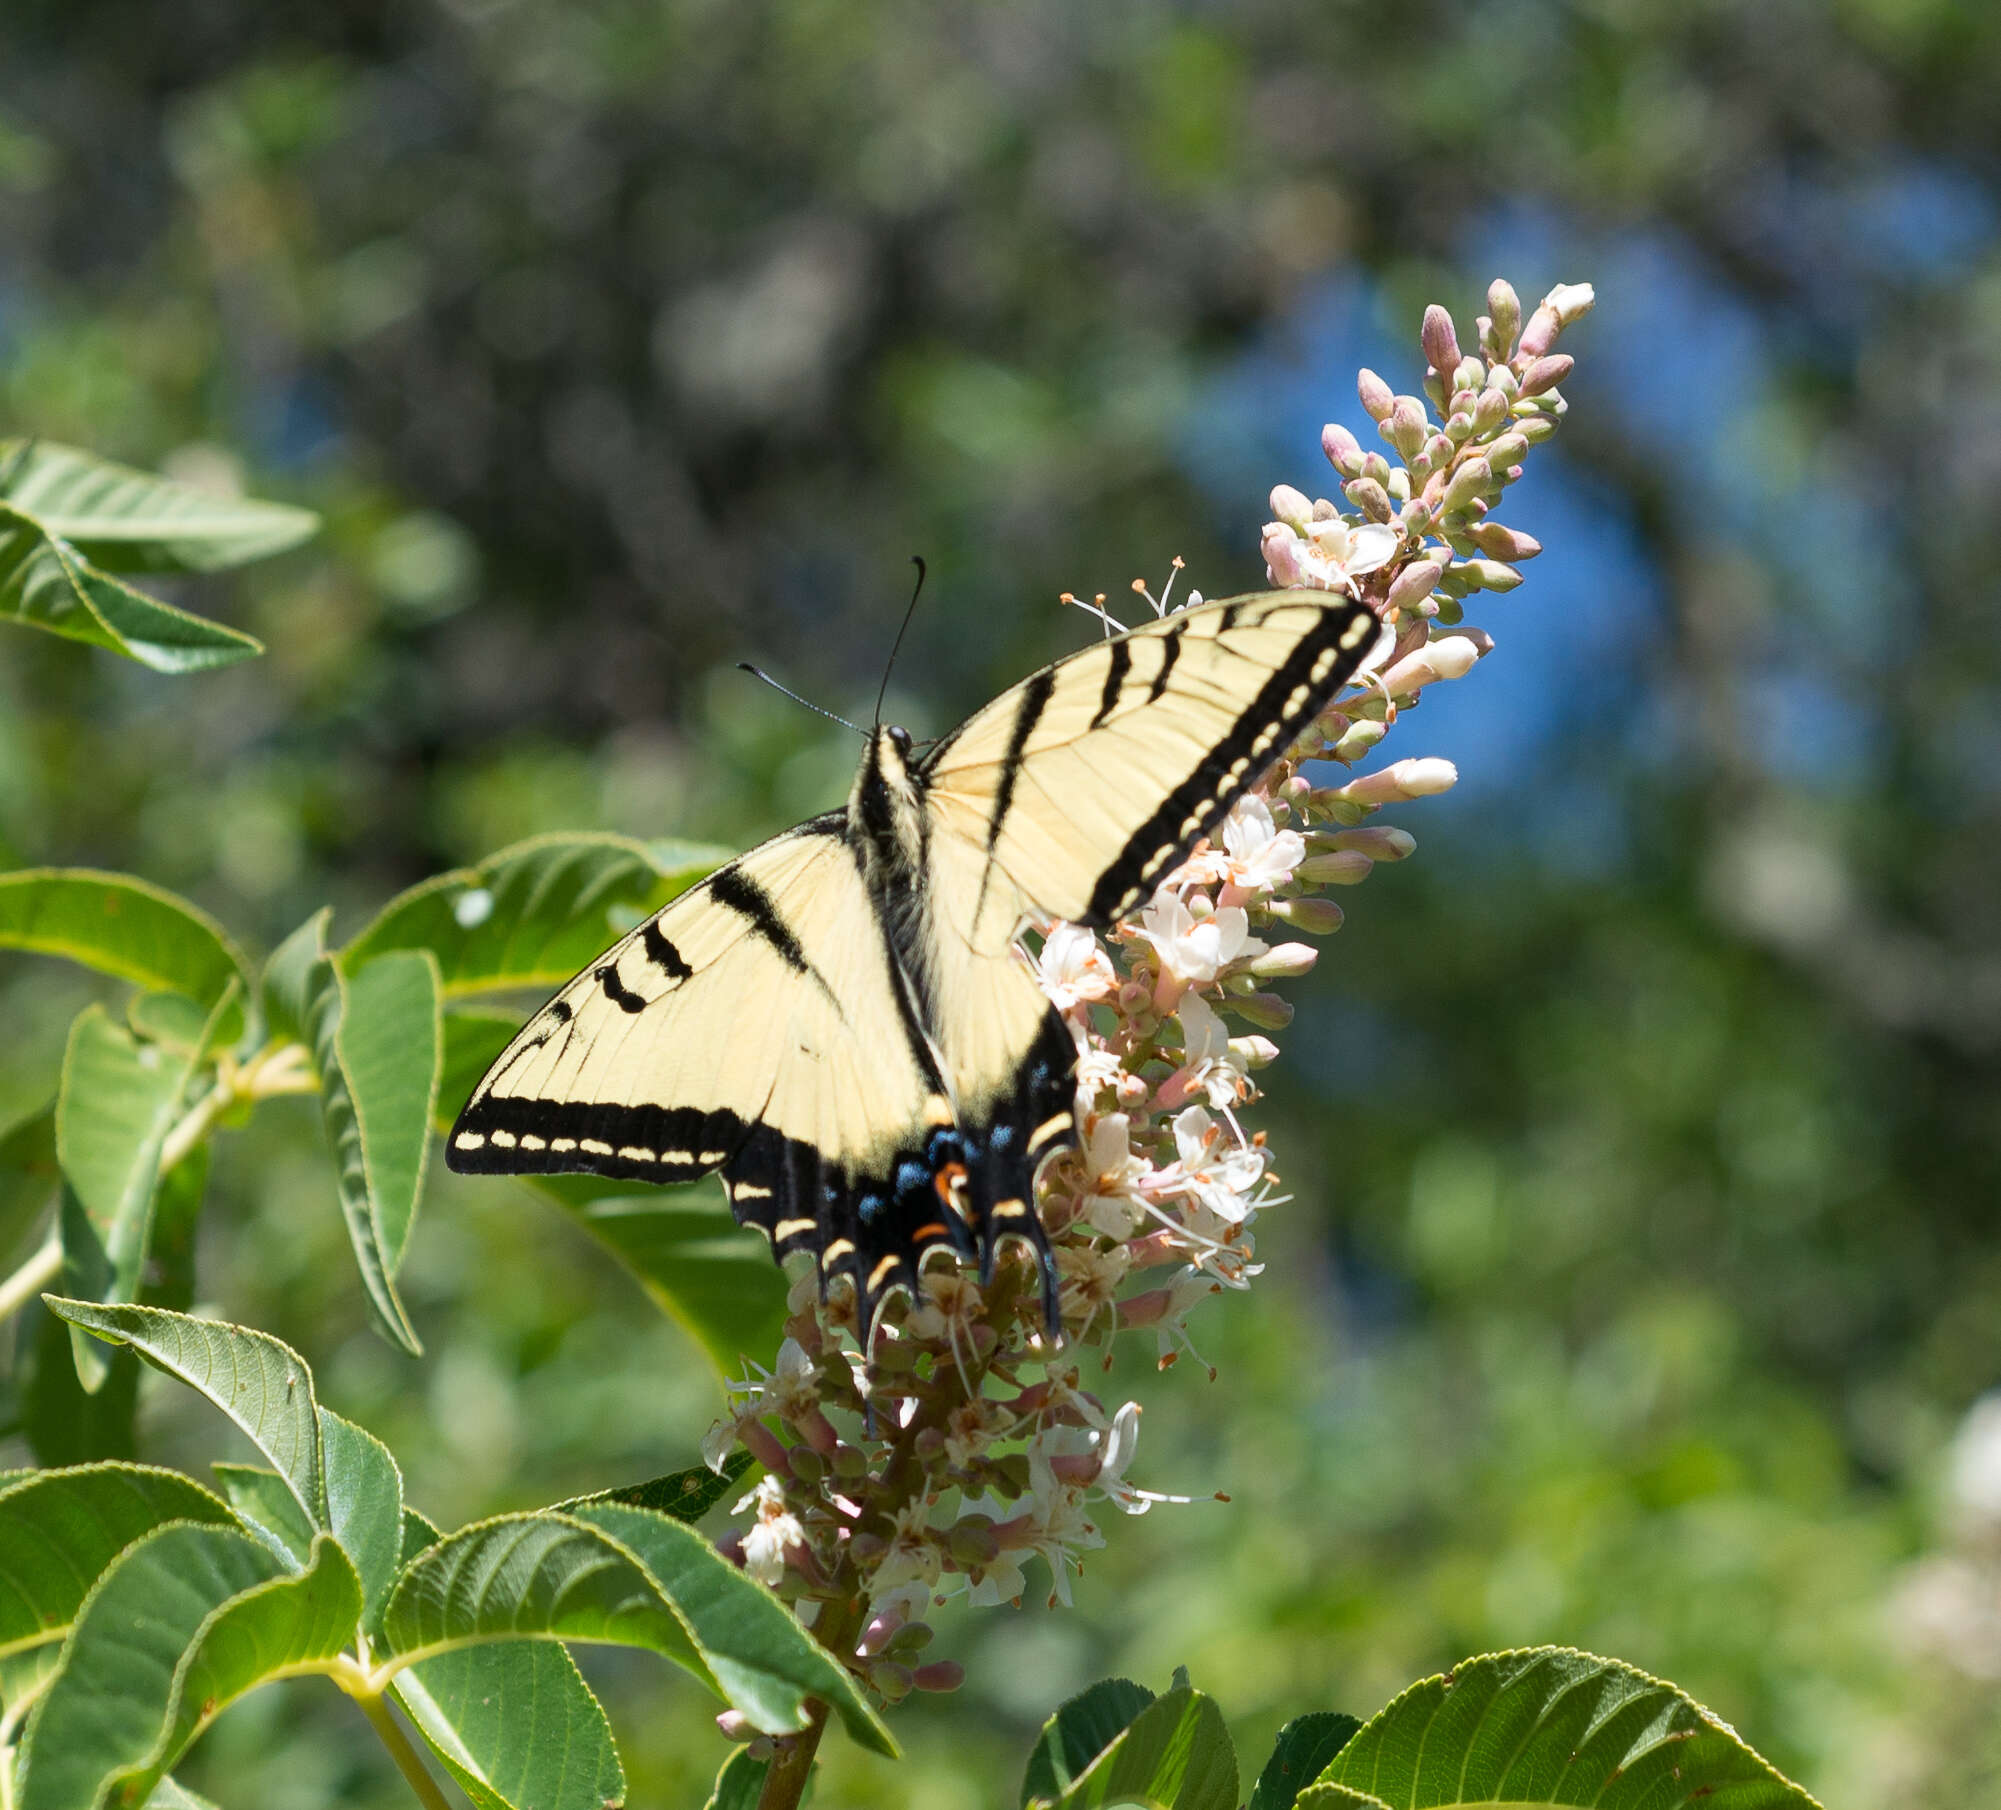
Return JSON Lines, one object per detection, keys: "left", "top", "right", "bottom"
{"left": 447, "top": 588, "right": 1390, "bottom": 1343}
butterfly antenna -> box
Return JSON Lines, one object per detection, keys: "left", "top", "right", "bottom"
{"left": 873, "top": 555, "right": 928, "bottom": 729}
{"left": 735, "top": 664, "right": 866, "bottom": 737}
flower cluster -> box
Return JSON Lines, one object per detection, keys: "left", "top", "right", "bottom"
{"left": 704, "top": 278, "right": 1594, "bottom": 1717}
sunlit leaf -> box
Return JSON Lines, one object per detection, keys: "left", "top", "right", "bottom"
{"left": 143, "top": 1779, "right": 221, "bottom": 1810}
{"left": 0, "top": 1463, "right": 236, "bottom": 1722}
{"left": 0, "top": 438, "right": 318, "bottom": 573}
{"left": 526, "top": 1174, "right": 788, "bottom": 1380}
{"left": 1021, "top": 1678, "right": 1156, "bottom": 1807}
{"left": 319, "top": 1409, "right": 404, "bottom": 1636}
{"left": 0, "top": 869, "right": 247, "bottom": 1010}
{"left": 0, "top": 502, "right": 264, "bottom": 670}
{"left": 344, "top": 831, "right": 727, "bottom": 1001}
{"left": 1301, "top": 1648, "right": 1825, "bottom": 1810}
{"left": 55, "top": 1007, "right": 200, "bottom": 1388}
{"left": 568, "top": 1500, "right": 893, "bottom": 1758}
{"left": 395, "top": 1642, "right": 625, "bottom": 1810}
{"left": 46, "top": 1299, "right": 325, "bottom": 1525}
{"left": 16, "top": 1525, "right": 357, "bottom": 1810}
{"left": 302, "top": 948, "right": 438, "bottom": 1353}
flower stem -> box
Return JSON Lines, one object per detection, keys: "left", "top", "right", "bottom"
{"left": 755, "top": 1597, "right": 865, "bottom": 1810}
{"left": 0, "top": 1231, "right": 61, "bottom": 1326}
{"left": 350, "top": 1685, "right": 453, "bottom": 1810}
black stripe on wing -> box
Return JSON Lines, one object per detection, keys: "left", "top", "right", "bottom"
{"left": 1083, "top": 600, "right": 1380, "bottom": 924}
{"left": 448, "top": 1095, "right": 751, "bottom": 1182}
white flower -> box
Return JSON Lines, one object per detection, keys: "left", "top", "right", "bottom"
{"left": 1135, "top": 891, "right": 1261, "bottom": 986}
{"left": 869, "top": 1497, "right": 943, "bottom": 1596}
{"left": 1090, "top": 1402, "right": 1197, "bottom": 1516}
{"left": 1182, "top": 795, "right": 1306, "bottom": 894}
{"left": 1037, "top": 921, "right": 1118, "bottom": 1012}
{"left": 703, "top": 1337, "right": 822, "bottom": 1470}
{"left": 1168, "top": 992, "right": 1251, "bottom": 1112}
{"left": 1074, "top": 1112, "right": 1149, "bottom": 1237}
{"left": 1262, "top": 516, "right": 1400, "bottom": 595}
{"left": 733, "top": 1476, "right": 804, "bottom": 1586}
{"left": 1148, "top": 1105, "right": 1266, "bottom": 1225}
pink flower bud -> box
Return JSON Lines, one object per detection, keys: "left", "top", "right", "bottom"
{"left": 1332, "top": 718, "right": 1386, "bottom": 762}
{"left": 1387, "top": 395, "right": 1428, "bottom": 462}
{"left": 1421, "top": 305, "right": 1460, "bottom": 379}
{"left": 1518, "top": 354, "right": 1572, "bottom": 398}
{"left": 1344, "top": 477, "right": 1393, "bottom": 523}
{"left": 913, "top": 1661, "right": 966, "bottom": 1694}
{"left": 1338, "top": 757, "right": 1458, "bottom": 803}
{"left": 1386, "top": 558, "right": 1444, "bottom": 615}
{"left": 1226, "top": 991, "right": 1294, "bottom": 1031}
{"left": 1466, "top": 520, "right": 1541, "bottom": 560}
{"left": 1328, "top": 824, "right": 1415, "bottom": 861}
{"left": 717, "top": 1711, "right": 756, "bottom": 1741}
{"left": 1229, "top": 1034, "right": 1281, "bottom": 1068}
{"left": 1249, "top": 940, "right": 1318, "bottom": 978}
{"left": 1517, "top": 416, "right": 1558, "bottom": 445}
{"left": 1269, "top": 484, "right": 1313, "bottom": 530}
{"left": 1298, "top": 849, "right": 1374, "bottom": 885}
{"left": 1458, "top": 558, "right": 1522, "bottom": 592}
{"left": 1322, "top": 421, "right": 1364, "bottom": 476}
{"left": 1269, "top": 893, "right": 1345, "bottom": 934}
{"left": 1487, "top": 279, "right": 1522, "bottom": 355}
{"left": 872, "top": 1662, "right": 914, "bottom": 1702}
{"left": 1484, "top": 430, "right": 1528, "bottom": 468}
{"left": 1262, "top": 523, "right": 1309, "bottom": 587}
{"left": 1517, "top": 304, "right": 1561, "bottom": 360}
{"left": 1471, "top": 387, "right": 1510, "bottom": 436}
{"left": 1440, "top": 458, "right": 1492, "bottom": 514}
{"left": 1453, "top": 355, "right": 1486, "bottom": 397}
{"left": 1357, "top": 367, "right": 1395, "bottom": 422}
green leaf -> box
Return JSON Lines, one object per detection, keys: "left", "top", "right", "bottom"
{"left": 394, "top": 1642, "right": 625, "bottom": 1810}
{"left": 19, "top": 1299, "right": 138, "bottom": 1467}
{"left": 318, "top": 1409, "right": 403, "bottom": 1636}
{"left": 143, "top": 1779, "right": 222, "bottom": 1810}
{"left": 211, "top": 1464, "right": 316, "bottom": 1567}
{"left": 379, "top": 1511, "right": 717, "bottom": 1693}
{"left": 555, "top": 1449, "right": 754, "bottom": 1524}
{"left": 1024, "top": 1683, "right": 1236, "bottom": 1810}
{"left": 568, "top": 1500, "right": 893, "bottom": 1758}
{"left": 303, "top": 949, "right": 438, "bottom": 1353}
{"left": 56, "top": 1007, "right": 200, "bottom": 1387}
{"left": 0, "top": 438, "right": 318, "bottom": 573}
{"left": 436, "top": 1009, "right": 519, "bottom": 1134}
{"left": 1248, "top": 1713, "right": 1363, "bottom": 1810}
{"left": 0, "top": 502, "right": 264, "bottom": 671}
{"left": 0, "top": 870, "right": 247, "bottom": 1010}
{"left": 1308, "top": 1648, "right": 1825, "bottom": 1809}
{"left": 14, "top": 1521, "right": 281, "bottom": 1809}
{"left": 17, "top": 1525, "right": 358, "bottom": 1810}
{"left": 0, "top": 1105, "right": 60, "bottom": 1260}
{"left": 0, "top": 1464, "right": 236, "bottom": 1724}
{"left": 527, "top": 1175, "right": 788, "bottom": 1380}
{"left": 259, "top": 908, "right": 330, "bottom": 1047}
{"left": 400, "top": 1504, "right": 444, "bottom": 1568}
{"left": 1295, "top": 1787, "right": 1391, "bottom": 1808}
{"left": 704, "top": 1748, "right": 770, "bottom": 1810}
{"left": 345, "top": 832, "right": 727, "bottom": 1002}
{"left": 46, "top": 1300, "right": 326, "bottom": 1526}
{"left": 1022, "top": 1677, "right": 1157, "bottom": 1807}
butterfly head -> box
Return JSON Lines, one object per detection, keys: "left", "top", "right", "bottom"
{"left": 852, "top": 722, "right": 926, "bottom": 877}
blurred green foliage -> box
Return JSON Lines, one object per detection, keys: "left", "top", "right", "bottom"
{"left": 2, "top": 0, "right": 1998, "bottom": 1804}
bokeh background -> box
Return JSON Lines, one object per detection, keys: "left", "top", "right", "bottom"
{"left": 4, "top": 1, "right": 1999, "bottom": 1803}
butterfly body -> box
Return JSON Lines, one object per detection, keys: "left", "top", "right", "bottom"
{"left": 448, "top": 589, "right": 1390, "bottom": 1342}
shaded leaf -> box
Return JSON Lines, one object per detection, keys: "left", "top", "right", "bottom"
{"left": 0, "top": 438, "right": 318, "bottom": 573}
{"left": 1249, "top": 1713, "right": 1363, "bottom": 1810}
{"left": 258, "top": 908, "right": 330, "bottom": 1048}
{"left": 527, "top": 1175, "right": 788, "bottom": 1380}
{"left": 569, "top": 1500, "right": 893, "bottom": 1758}
{"left": 1022, "top": 1677, "right": 1157, "bottom": 1807}
{"left": 556, "top": 1449, "right": 754, "bottom": 1524}
{"left": 142, "top": 1780, "right": 222, "bottom": 1810}
{"left": 1025, "top": 1683, "right": 1236, "bottom": 1810}
{"left": 1310, "top": 1648, "right": 1824, "bottom": 1810}
{"left": 0, "top": 502, "right": 263, "bottom": 671}
{"left": 303, "top": 949, "right": 437, "bottom": 1353}
{"left": 319, "top": 1409, "right": 404, "bottom": 1636}
{"left": 19, "top": 1298, "right": 138, "bottom": 1467}
{"left": 400, "top": 1504, "right": 444, "bottom": 1568}
{"left": 14, "top": 1522, "right": 283, "bottom": 1810}
{"left": 212, "top": 1464, "right": 315, "bottom": 1568}
{"left": 436, "top": 1008, "right": 519, "bottom": 1134}
{"left": 0, "top": 870, "right": 246, "bottom": 1012}
{"left": 704, "top": 1748, "right": 769, "bottom": 1810}
{"left": 46, "top": 1299, "right": 325, "bottom": 1525}
{"left": 56, "top": 1007, "right": 200, "bottom": 1386}
{"left": 0, "top": 1105, "right": 60, "bottom": 1261}
{"left": 345, "top": 832, "right": 726, "bottom": 1001}
{"left": 396, "top": 1642, "right": 625, "bottom": 1810}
